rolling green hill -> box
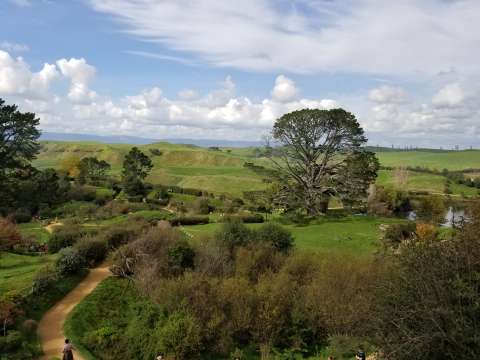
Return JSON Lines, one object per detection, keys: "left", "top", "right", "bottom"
{"left": 33, "top": 141, "right": 480, "bottom": 197}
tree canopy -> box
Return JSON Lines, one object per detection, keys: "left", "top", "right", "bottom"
{"left": 121, "top": 147, "right": 153, "bottom": 196}
{"left": 270, "top": 108, "right": 378, "bottom": 215}
{"left": 0, "top": 98, "right": 40, "bottom": 175}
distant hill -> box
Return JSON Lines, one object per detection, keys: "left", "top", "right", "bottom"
{"left": 40, "top": 132, "right": 263, "bottom": 148}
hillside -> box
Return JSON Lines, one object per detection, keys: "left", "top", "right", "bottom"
{"left": 34, "top": 141, "right": 480, "bottom": 197}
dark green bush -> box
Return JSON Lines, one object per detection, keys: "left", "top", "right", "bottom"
{"left": 55, "top": 247, "right": 85, "bottom": 275}
{"left": 170, "top": 216, "right": 209, "bottom": 226}
{"left": 31, "top": 266, "right": 57, "bottom": 294}
{"left": 383, "top": 222, "right": 416, "bottom": 247}
{"left": 167, "top": 240, "right": 195, "bottom": 276}
{"left": 215, "top": 221, "right": 254, "bottom": 252}
{"left": 13, "top": 208, "right": 32, "bottom": 223}
{"left": 224, "top": 214, "right": 264, "bottom": 223}
{"left": 255, "top": 223, "right": 294, "bottom": 253}
{"left": 68, "top": 185, "right": 97, "bottom": 202}
{"left": 47, "top": 225, "right": 88, "bottom": 253}
{"left": 75, "top": 236, "right": 108, "bottom": 266}
{"left": 0, "top": 330, "right": 22, "bottom": 352}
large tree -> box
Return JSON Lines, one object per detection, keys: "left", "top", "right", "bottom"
{"left": 77, "top": 156, "right": 111, "bottom": 185}
{"left": 121, "top": 147, "right": 153, "bottom": 196}
{"left": 270, "top": 108, "right": 378, "bottom": 215}
{"left": 0, "top": 98, "right": 40, "bottom": 175}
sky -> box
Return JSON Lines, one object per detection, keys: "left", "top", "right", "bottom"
{"left": 1, "top": 0, "right": 479, "bottom": 148}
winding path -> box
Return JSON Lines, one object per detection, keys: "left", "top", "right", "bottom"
{"left": 37, "top": 264, "right": 111, "bottom": 360}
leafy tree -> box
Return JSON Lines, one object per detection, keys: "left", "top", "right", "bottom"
{"left": 270, "top": 108, "right": 376, "bottom": 215}
{"left": 77, "top": 156, "right": 111, "bottom": 185}
{"left": 121, "top": 147, "right": 153, "bottom": 196}
{"left": 60, "top": 154, "right": 81, "bottom": 178}
{"left": 0, "top": 99, "right": 40, "bottom": 175}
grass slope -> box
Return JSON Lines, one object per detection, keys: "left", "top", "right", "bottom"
{"left": 0, "top": 252, "right": 56, "bottom": 295}
{"left": 184, "top": 216, "right": 403, "bottom": 258}
{"left": 34, "top": 141, "right": 480, "bottom": 197}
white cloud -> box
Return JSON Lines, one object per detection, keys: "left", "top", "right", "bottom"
{"left": 368, "top": 85, "right": 409, "bottom": 104}
{"left": 0, "top": 50, "right": 58, "bottom": 98}
{"left": 271, "top": 75, "right": 299, "bottom": 103}
{"left": 90, "top": 0, "right": 480, "bottom": 76}
{"left": 432, "top": 83, "right": 465, "bottom": 108}
{"left": 0, "top": 41, "right": 29, "bottom": 53}
{"left": 56, "top": 58, "right": 97, "bottom": 103}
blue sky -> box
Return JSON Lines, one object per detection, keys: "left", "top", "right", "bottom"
{"left": 1, "top": 0, "right": 479, "bottom": 147}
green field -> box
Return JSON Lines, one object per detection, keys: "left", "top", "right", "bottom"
{"left": 0, "top": 252, "right": 56, "bottom": 295}
{"left": 33, "top": 141, "right": 480, "bottom": 197}
{"left": 183, "top": 216, "right": 403, "bottom": 258}
{"left": 18, "top": 222, "right": 51, "bottom": 244}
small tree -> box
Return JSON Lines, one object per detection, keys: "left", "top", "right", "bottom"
{"left": 121, "top": 147, "right": 153, "bottom": 196}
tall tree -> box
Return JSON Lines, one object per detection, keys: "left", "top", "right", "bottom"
{"left": 270, "top": 108, "right": 377, "bottom": 215}
{"left": 121, "top": 147, "right": 153, "bottom": 196}
{"left": 0, "top": 99, "right": 40, "bottom": 175}
{"left": 77, "top": 157, "right": 111, "bottom": 185}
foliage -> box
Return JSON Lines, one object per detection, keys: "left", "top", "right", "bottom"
{"left": 75, "top": 236, "right": 108, "bottom": 266}
{"left": 47, "top": 225, "right": 89, "bottom": 253}
{"left": 417, "top": 195, "right": 446, "bottom": 224}
{"left": 255, "top": 222, "right": 294, "bottom": 253}
{"left": 77, "top": 156, "right": 111, "bottom": 185}
{"left": 372, "top": 217, "right": 480, "bottom": 359}
{"left": 270, "top": 108, "right": 376, "bottom": 215}
{"left": 223, "top": 213, "right": 265, "bottom": 223}
{"left": 122, "top": 147, "right": 153, "bottom": 196}
{"left": 215, "top": 221, "right": 254, "bottom": 253}
{"left": 382, "top": 222, "right": 416, "bottom": 248}
{"left": 0, "top": 217, "right": 21, "bottom": 251}
{"left": 0, "top": 98, "right": 40, "bottom": 175}
{"left": 169, "top": 216, "right": 209, "bottom": 226}
{"left": 55, "top": 247, "right": 85, "bottom": 275}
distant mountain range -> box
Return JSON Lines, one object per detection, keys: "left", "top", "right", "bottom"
{"left": 39, "top": 132, "right": 263, "bottom": 148}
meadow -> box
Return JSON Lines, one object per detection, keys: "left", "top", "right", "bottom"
{"left": 34, "top": 141, "right": 480, "bottom": 197}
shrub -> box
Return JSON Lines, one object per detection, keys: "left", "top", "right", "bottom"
{"left": 255, "top": 223, "right": 294, "bottom": 253}
{"left": 167, "top": 241, "right": 195, "bottom": 276}
{"left": 102, "top": 223, "right": 144, "bottom": 249}
{"left": 156, "top": 310, "right": 203, "bottom": 359}
{"left": 170, "top": 216, "right": 209, "bottom": 226}
{"left": 31, "top": 266, "right": 57, "bottom": 294}
{"left": 0, "top": 330, "right": 22, "bottom": 352}
{"left": 12, "top": 208, "right": 32, "bottom": 223}
{"left": 382, "top": 222, "right": 416, "bottom": 248}
{"left": 215, "top": 221, "right": 254, "bottom": 252}
{"left": 224, "top": 214, "right": 264, "bottom": 224}
{"left": 75, "top": 236, "right": 108, "bottom": 266}
{"left": 68, "top": 185, "right": 97, "bottom": 202}
{"left": 55, "top": 247, "right": 85, "bottom": 275}
{"left": 0, "top": 217, "right": 21, "bottom": 251}
{"left": 47, "top": 225, "right": 88, "bottom": 253}
{"left": 21, "top": 319, "right": 38, "bottom": 335}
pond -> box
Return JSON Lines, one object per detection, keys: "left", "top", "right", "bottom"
{"left": 406, "top": 207, "right": 467, "bottom": 228}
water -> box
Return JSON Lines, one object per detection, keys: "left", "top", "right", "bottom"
{"left": 406, "top": 207, "right": 466, "bottom": 228}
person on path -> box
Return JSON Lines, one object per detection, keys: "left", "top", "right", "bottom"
{"left": 356, "top": 350, "right": 366, "bottom": 360}
{"left": 62, "top": 338, "right": 75, "bottom": 360}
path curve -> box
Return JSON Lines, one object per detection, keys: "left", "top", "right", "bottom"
{"left": 37, "top": 264, "right": 111, "bottom": 360}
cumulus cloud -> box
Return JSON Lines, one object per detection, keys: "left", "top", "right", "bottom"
{"left": 177, "top": 89, "right": 199, "bottom": 101}
{"left": 0, "top": 50, "right": 58, "bottom": 98}
{"left": 90, "top": 0, "right": 480, "bottom": 76}
{"left": 271, "top": 75, "right": 299, "bottom": 103}
{"left": 56, "top": 58, "right": 97, "bottom": 103}
{"left": 432, "top": 83, "right": 465, "bottom": 108}
{"left": 368, "top": 85, "right": 409, "bottom": 104}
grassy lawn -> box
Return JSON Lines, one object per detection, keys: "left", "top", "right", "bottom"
{"left": 0, "top": 252, "right": 57, "bottom": 295}
{"left": 183, "top": 215, "right": 403, "bottom": 258}
{"left": 18, "top": 221, "right": 51, "bottom": 244}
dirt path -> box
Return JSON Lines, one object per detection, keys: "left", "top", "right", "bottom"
{"left": 37, "top": 264, "right": 111, "bottom": 360}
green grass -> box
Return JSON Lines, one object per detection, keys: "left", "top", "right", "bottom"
{"left": 18, "top": 221, "right": 51, "bottom": 244}
{"left": 183, "top": 215, "right": 403, "bottom": 258}
{"left": 0, "top": 252, "right": 57, "bottom": 295}
{"left": 376, "top": 150, "right": 480, "bottom": 171}
{"left": 33, "top": 141, "right": 480, "bottom": 197}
